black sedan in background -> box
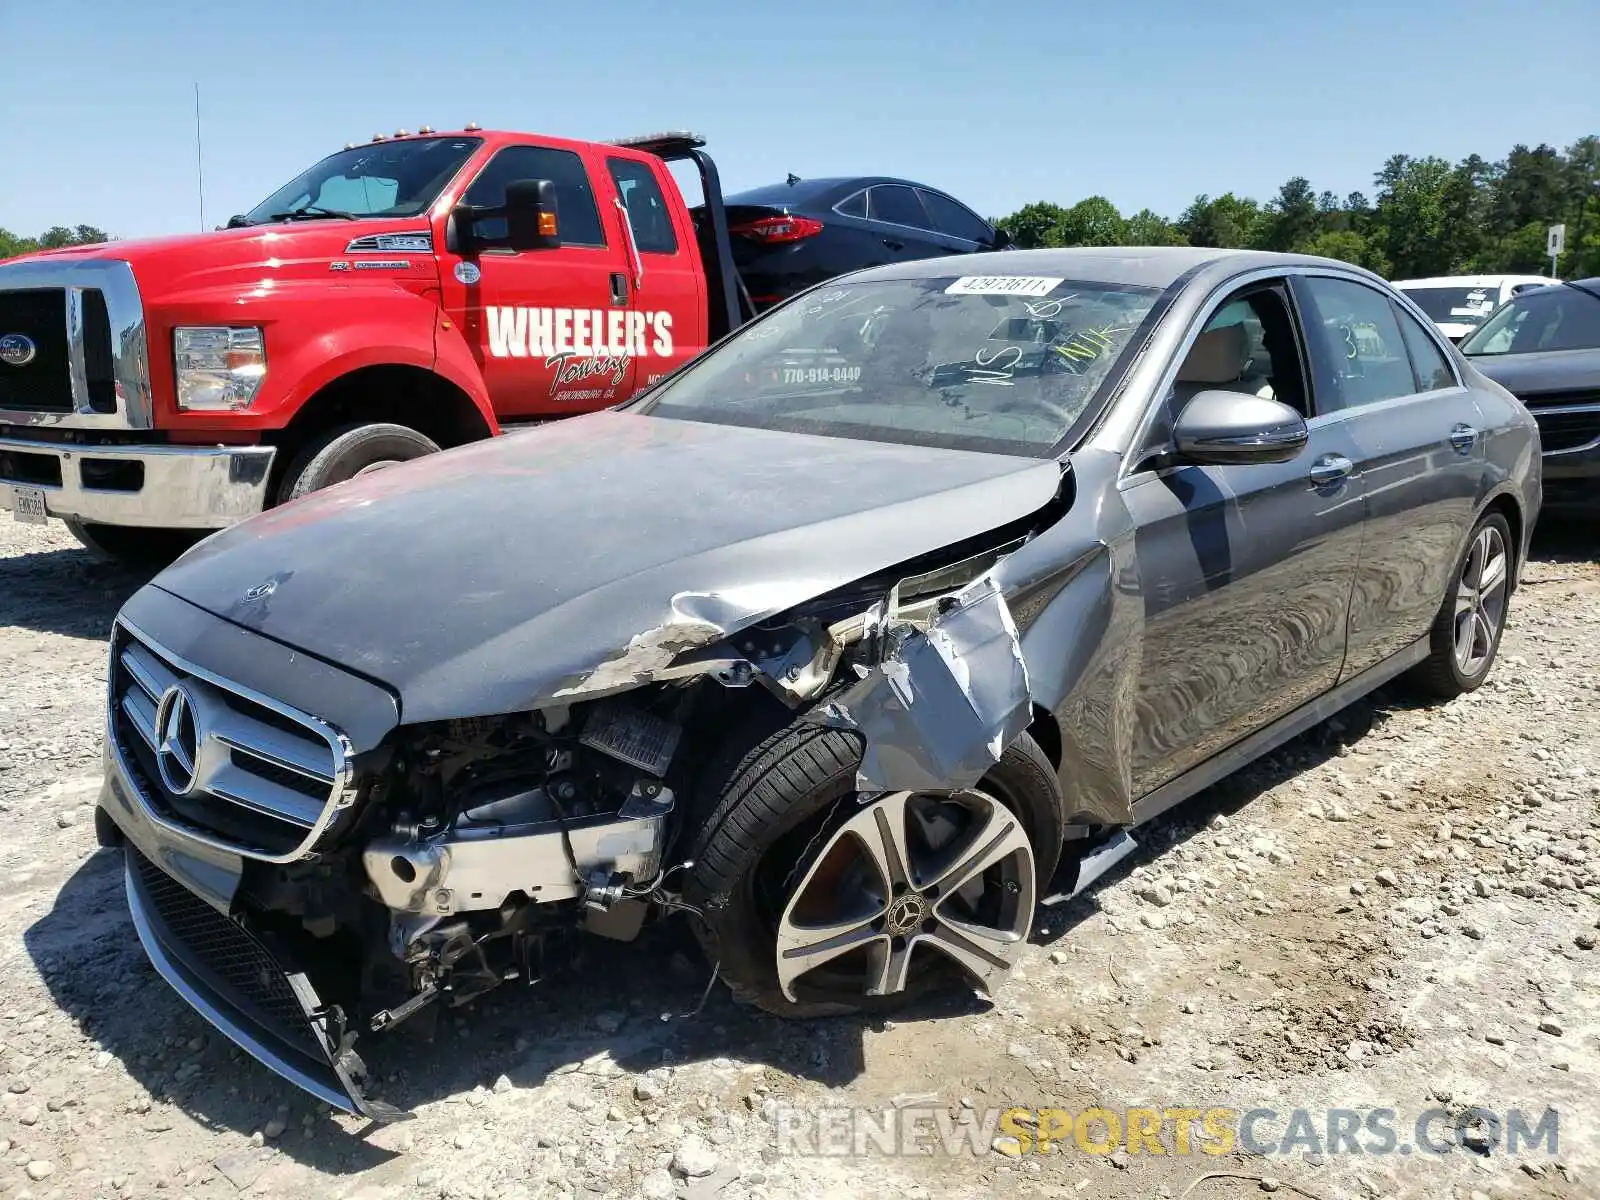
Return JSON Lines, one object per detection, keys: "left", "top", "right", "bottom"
{"left": 1461, "top": 277, "right": 1600, "bottom": 516}
{"left": 698, "top": 175, "right": 1011, "bottom": 308}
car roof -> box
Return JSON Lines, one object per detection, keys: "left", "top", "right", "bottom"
{"left": 1391, "top": 274, "right": 1551, "bottom": 288}
{"left": 724, "top": 175, "right": 965, "bottom": 206}
{"left": 844, "top": 246, "right": 1377, "bottom": 291}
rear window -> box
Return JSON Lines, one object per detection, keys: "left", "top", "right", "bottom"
{"left": 1461, "top": 286, "right": 1600, "bottom": 355}
{"left": 1397, "top": 284, "right": 1500, "bottom": 328}
{"left": 724, "top": 179, "right": 840, "bottom": 207}
{"left": 630, "top": 274, "right": 1162, "bottom": 456}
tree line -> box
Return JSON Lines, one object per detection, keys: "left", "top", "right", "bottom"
{"left": 0, "top": 225, "right": 113, "bottom": 260}
{"left": 995, "top": 136, "right": 1600, "bottom": 281}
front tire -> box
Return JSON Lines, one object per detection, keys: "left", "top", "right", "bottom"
{"left": 1407, "top": 511, "right": 1514, "bottom": 699}
{"left": 684, "top": 721, "right": 1063, "bottom": 1018}
{"left": 276, "top": 422, "right": 440, "bottom": 504}
{"left": 63, "top": 519, "right": 204, "bottom": 568}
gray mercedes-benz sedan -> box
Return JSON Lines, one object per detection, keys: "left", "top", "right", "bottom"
{"left": 93, "top": 247, "right": 1540, "bottom": 1118}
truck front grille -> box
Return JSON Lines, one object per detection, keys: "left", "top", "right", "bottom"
{"left": 109, "top": 621, "right": 354, "bottom": 862}
{"left": 0, "top": 288, "right": 71, "bottom": 412}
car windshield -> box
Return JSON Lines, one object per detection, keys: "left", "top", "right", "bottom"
{"left": 630, "top": 275, "right": 1161, "bottom": 456}
{"left": 1460, "top": 285, "right": 1600, "bottom": 355}
{"left": 1398, "top": 284, "right": 1501, "bottom": 327}
{"left": 241, "top": 137, "right": 482, "bottom": 224}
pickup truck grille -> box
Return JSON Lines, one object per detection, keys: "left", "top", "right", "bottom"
{"left": 0, "top": 257, "right": 151, "bottom": 427}
{"left": 0, "top": 289, "right": 71, "bottom": 412}
{"left": 109, "top": 621, "right": 354, "bottom": 862}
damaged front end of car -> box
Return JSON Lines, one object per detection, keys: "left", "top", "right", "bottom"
{"left": 98, "top": 485, "right": 1066, "bottom": 1123}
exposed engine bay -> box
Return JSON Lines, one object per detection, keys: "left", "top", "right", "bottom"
{"left": 194, "top": 522, "right": 1048, "bottom": 1104}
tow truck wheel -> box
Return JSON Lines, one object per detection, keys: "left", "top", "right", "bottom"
{"left": 277, "top": 422, "right": 441, "bottom": 504}
{"left": 63, "top": 519, "right": 204, "bottom": 568}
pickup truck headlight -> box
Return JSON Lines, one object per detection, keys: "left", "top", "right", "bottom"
{"left": 173, "top": 326, "right": 267, "bottom": 411}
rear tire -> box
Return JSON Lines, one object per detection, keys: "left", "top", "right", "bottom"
{"left": 63, "top": 519, "right": 204, "bottom": 568}
{"left": 276, "top": 423, "right": 440, "bottom": 504}
{"left": 684, "top": 720, "right": 1063, "bottom": 1018}
{"left": 1406, "top": 511, "right": 1514, "bottom": 699}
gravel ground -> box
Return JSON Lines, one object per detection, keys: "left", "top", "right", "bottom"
{"left": 0, "top": 515, "right": 1596, "bottom": 1200}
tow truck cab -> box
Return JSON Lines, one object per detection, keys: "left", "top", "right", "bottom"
{"left": 0, "top": 129, "right": 748, "bottom": 561}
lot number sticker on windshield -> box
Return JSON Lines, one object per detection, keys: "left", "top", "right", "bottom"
{"left": 946, "top": 276, "right": 1064, "bottom": 297}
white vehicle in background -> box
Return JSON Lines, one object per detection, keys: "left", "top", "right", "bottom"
{"left": 1392, "top": 274, "right": 1555, "bottom": 343}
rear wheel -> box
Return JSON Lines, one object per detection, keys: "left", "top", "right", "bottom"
{"left": 1407, "top": 511, "right": 1513, "bottom": 699}
{"left": 63, "top": 519, "right": 204, "bottom": 568}
{"left": 685, "top": 721, "right": 1062, "bottom": 1017}
{"left": 276, "top": 422, "right": 440, "bottom": 504}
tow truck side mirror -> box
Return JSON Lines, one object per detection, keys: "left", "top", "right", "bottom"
{"left": 448, "top": 179, "right": 561, "bottom": 256}
{"left": 504, "top": 179, "right": 560, "bottom": 251}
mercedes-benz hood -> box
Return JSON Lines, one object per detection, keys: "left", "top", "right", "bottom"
{"left": 148, "top": 411, "right": 1065, "bottom": 723}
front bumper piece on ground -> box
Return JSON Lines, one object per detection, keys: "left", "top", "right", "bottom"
{"left": 123, "top": 844, "right": 404, "bottom": 1122}
{"left": 0, "top": 435, "right": 275, "bottom": 528}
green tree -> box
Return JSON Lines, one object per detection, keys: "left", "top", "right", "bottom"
{"left": 1301, "top": 229, "right": 1389, "bottom": 275}
{"left": 0, "top": 224, "right": 110, "bottom": 261}
{"left": 1056, "top": 196, "right": 1127, "bottom": 246}
{"left": 998, "top": 202, "right": 1071, "bottom": 249}
{"left": 0, "top": 229, "right": 39, "bottom": 260}
{"left": 1371, "top": 156, "right": 1454, "bottom": 277}
{"left": 1177, "top": 193, "right": 1264, "bottom": 249}
{"left": 1260, "top": 176, "right": 1320, "bottom": 252}
{"left": 1125, "top": 208, "right": 1187, "bottom": 246}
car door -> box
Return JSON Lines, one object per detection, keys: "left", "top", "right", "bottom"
{"left": 439, "top": 142, "right": 634, "bottom": 419}
{"left": 864, "top": 184, "right": 950, "bottom": 264}
{"left": 1290, "top": 273, "right": 1485, "bottom": 678}
{"left": 604, "top": 153, "right": 706, "bottom": 390}
{"left": 1120, "top": 277, "right": 1366, "bottom": 796}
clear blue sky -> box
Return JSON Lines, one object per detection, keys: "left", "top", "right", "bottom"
{"left": 4, "top": 0, "right": 1596, "bottom": 239}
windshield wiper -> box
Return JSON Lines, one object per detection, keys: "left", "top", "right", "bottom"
{"left": 267, "top": 205, "right": 359, "bottom": 222}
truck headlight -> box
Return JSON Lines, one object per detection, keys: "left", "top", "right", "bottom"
{"left": 173, "top": 326, "right": 267, "bottom": 411}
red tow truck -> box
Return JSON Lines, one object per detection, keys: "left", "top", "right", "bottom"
{"left": 0, "top": 129, "right": 750, "bottom": 562}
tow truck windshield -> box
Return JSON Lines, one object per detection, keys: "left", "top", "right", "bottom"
{"left": 241, "top": 136, "right": 483, "bottom": 225}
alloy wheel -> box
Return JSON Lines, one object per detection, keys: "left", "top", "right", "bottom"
{"left": 773, "top": 789, "right": 1035, "bottom": 1003}
{"left": 1454, "top": 523, "right": 1509, "bottom": 676}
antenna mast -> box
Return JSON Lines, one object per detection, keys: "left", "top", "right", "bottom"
{"left": 194, "top": 82, "right": 206, "bottom": 231}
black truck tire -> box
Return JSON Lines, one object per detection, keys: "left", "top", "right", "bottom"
{"left": 684, "top": 719, "right": 1063, "bottom": 1018}
{"left": 64, "top": 519, "right": 204, "bottom": 568}
{"left": 277, "top": 423, "right": 440, "bottom": 504}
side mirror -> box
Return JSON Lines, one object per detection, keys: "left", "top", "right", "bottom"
{"left": 449, "top": 179, "right": 560, "bottom": 255}
{"left": 1172, "top": 390, "right": 1308, "bottom": 466}
{"left": 991, "top": 226, "right": 1014, "bottom": 250}
{"left": 504, "top": 179, "right": 560, "bottom": 251}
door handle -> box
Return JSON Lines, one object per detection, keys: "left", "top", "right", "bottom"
{"left": 610, "top": 272, "right": 628, "bottom": 306}
{"left": 1449, "top": 423, "right": 1478, "bottom": 454}
{"left": 1308, "top": 453, "right": 1353, "bottom": 487}
{"left": 882, "top": 238, "right": 905, "bottom": 251}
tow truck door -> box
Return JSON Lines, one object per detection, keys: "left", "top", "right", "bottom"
{"left": 439, "top": 143, "right": 636, "bottom": 419}
{"left": 602, "top": 151, "right": 707, "bottom": 390}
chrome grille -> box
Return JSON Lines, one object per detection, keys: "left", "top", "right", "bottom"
{"left": 109, "top": 619, "right": 354, "bottom": 862}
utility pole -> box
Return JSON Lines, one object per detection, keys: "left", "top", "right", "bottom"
{"left": 194, "top": 82, "right": 206, "bottom": 232}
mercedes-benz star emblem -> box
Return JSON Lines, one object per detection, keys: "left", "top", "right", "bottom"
{"left": 243, "top": 579, "right": 276, "bottom": 602}
{"left": 153, "top": 684, "right": 202, "bottom": 795}
{"left": 885, "top": 894, "right": 928, "bottom": 937}
{"left": 0, "top": 334, "right": 37, "bottom": 367}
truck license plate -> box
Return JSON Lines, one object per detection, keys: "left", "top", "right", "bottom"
{"left": 10, "top": 486, "right": 47, "bottom": 525}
